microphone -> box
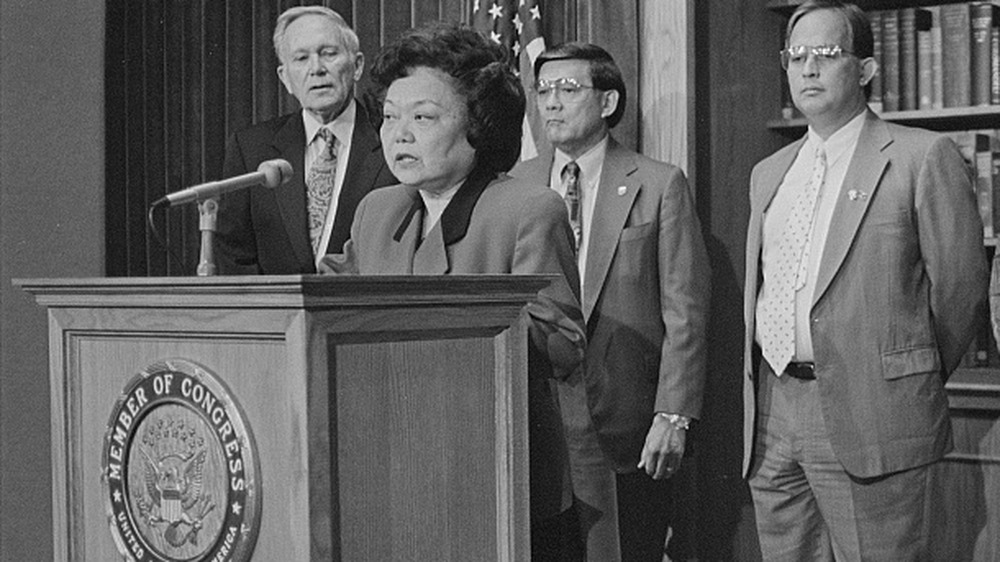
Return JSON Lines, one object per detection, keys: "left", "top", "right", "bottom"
{"left": 151, "top": 158, "right": 293, "bottom": 208}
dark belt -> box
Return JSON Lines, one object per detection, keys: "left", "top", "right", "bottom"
{"left": 784, "top": 362, "right": 816, "bottom": 380}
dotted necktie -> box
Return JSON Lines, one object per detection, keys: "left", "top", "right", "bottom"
{"left": 306, "top": 128, "right": 338, "bottom": 256}
{"left": 562, "top": 161, "right": 582, "bottom": 251}
{"left": 758, "top": 146, "right": 827, "bottom": 376}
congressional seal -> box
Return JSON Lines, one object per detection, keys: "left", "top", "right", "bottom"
{"left": 101, "top": 358, "right": 261, "bottom": 561}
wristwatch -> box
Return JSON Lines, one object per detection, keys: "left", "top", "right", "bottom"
{"left": 656, "top": 412, "right": 691, "bottom": 431}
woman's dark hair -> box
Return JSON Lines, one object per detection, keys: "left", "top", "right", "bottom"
{"left": 534, "top": 42, "right": 627, "bottom": 129}
{"left": 372, "top": 21, "right": 525, "bottom": 174}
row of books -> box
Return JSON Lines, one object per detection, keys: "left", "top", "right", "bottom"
{"left": 869, "top": 2, "right": 1000, "bottom": 113}
{"left": 951, "top": 131, "right": 1000, "bottom": 368}
{"left": 948, "top": 130, "right": 1000, "bottom": 237}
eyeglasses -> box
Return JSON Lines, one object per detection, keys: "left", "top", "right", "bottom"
{"left": 780, "top": 44, "right": 855, "bottom": 70}
{"left": 534, "top": 77, "right": 595, "bottom": 102}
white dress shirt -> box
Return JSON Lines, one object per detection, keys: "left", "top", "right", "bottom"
{"left": 418, "top": 182, "right": 461, "bottom": 239}
{"left": 549, "top": 136, "right": 609, "bottom": 296}
{"left": 758, "top": 111, "right": 866, "bottom": 361}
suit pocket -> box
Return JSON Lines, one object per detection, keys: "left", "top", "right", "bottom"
{"left": 620, "top": 222, "right": 654, "bottom": 242}
{"left": 881, "top": 346, "right": 940, "bottom": 380}
{"left": 867, "top": 207, "right": 911, "bottom": 227}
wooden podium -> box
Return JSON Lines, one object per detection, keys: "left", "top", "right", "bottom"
{"left": 18, "top": 275, "right": 548, "bottom": 561}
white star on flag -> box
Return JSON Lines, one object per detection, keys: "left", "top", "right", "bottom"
{"left": 471, "top": 0, "right": 549, "bottom": 161}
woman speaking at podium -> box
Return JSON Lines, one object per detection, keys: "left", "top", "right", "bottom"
{"left": 319, "top": 21, "right": 587, "bottom": 560}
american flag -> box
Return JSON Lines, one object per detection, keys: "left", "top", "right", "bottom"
{"left": 472, "top": 0, "right": 548, "bottom": 161}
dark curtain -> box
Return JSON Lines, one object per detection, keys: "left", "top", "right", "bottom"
{"left": 105, "top": 0, "right": 596, "bottom": 277}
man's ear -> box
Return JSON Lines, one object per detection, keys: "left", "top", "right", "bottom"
{"left": 600, "top": 89, "right": 620, "bottom": 120}
{"left": 353, "top": 51, "right": 365, "bottom": 82}
{"left": 277, "top": 65, "right": 293, "bottom": 95}
{"left": 859, "top": 56, "right": 878, "bottom": 87}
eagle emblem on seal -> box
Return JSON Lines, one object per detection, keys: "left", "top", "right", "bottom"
{"left": 132, "top": 420, "right": 217, "bottom": 548}
{"left": 103, "top": 359, "right": 261, "bottom": 561}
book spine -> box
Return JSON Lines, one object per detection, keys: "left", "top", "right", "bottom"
{"left": 900, "top": 8, "right": 919, "bottom": 110}
{"left": 941, "top": 3, "right": 972, "bottom": 108}
{"left": 883, "top": 10, "right": 901, "bottom": 112}
{"left": 930, "top": 6, "right": 945, "bottom": 109}
{"left": 993, "top": 25, "right": 1000, "bottom": 104}
{"left": 976, "top": 140, "right": 994, "bottom": 238}
{"left": 781, "top": 77, "right": 795, "bottom": 120}
{"left": 972, "top": 2, "right": 993, "bottom": 105}
{"left": 870, "top": 10, "right": 884, "bottom": 112}
{"left": 992, "top": 149, "right": 1000, "bottom": 243}
{"left": 919, "top": 29, "right": 934, "bottom": 110}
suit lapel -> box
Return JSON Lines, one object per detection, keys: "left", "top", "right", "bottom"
{"left": 812, "top": 112, "right": 890, "bottom": 305}
{"left": 388, "top": 187, "right": 423, "bottom": 273}
{"left": 756, "top": 137, "right": 805, "bottom": 218}
{"left": 328, "top": 103, "right": 386, "bottom": 254}
{"left": 745, "top": 138, "right": 802, "bottom": 354}
{"left": 750, "top": 136, "right": 805, "bottom": 288}
{"left": 271, "top": 115, "right": 313, "bottom": 268}
{"left": 412, "top": 168, "right": 494, "bottom": 275}
{"left": 584, "top": 139, "right": 639, "bottom": 320}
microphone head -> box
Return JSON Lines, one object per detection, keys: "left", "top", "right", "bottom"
{"left": 258, "top": 159, "right": 294, "bottom": 188}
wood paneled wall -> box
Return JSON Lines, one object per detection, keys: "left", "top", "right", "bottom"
{"left": 691, "top": 2, "right": 789, "bottom": 560}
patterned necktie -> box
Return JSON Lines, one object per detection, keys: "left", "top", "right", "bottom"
{"left": 758, "top": 146, "right": 827, "bottom": 376}
{"left": 306, "top": 127, "right": 338, "bottom": 256}
{"left": 562, "top": 161, "right": 582, "bottom": 250}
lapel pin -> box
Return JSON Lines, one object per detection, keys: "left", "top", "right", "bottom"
{"left": 847, "top": 189, "right": 868, "bottom": 201}
{"left": 617, "top": 185, "right": 627, "bottom": 196}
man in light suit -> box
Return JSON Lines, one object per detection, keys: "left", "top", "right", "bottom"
{"left": 217, "top": 5, "right": 395, "bottom": 274}
{"left": 743, "top": 2, "right": 988, "bottom": 559}
{"left": 511, "top": 43, "right": 710, "bottom": 562}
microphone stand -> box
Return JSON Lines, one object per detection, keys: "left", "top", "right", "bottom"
{"left": 196, "top": 198, "right": 219, "bottom": 276}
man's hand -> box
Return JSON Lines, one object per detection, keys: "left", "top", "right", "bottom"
{"left": 637, "top": 414, "right": 686, "bottom": 479}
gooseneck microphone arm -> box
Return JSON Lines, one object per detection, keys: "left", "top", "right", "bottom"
{"left": 150, "top": 159, "right": 294, "bottom": 208}
{"left": 146, "top": 159, "right": 294, "bottom": 275}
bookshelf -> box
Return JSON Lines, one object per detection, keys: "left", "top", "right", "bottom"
{"left": 769, "top": 1, "right": 1000, "bottom": 135}
{"left": 949, "top": 366, "right": 1000, "bottom": 410}
{"left": 768, "top": 105, "right": 1000, "bottom": 135}
{"left": 767, "top": 0, "right": 964, "bottom": 15}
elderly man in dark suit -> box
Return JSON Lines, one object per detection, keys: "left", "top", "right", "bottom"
{"left": 217, "top": 5, "right": 395, "bottom": 274}
{"left": 512, "top": 42, "right": 710, "bottom": 562}
{"left": 743, "top": 2, "right": 988, "bottom": 559}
